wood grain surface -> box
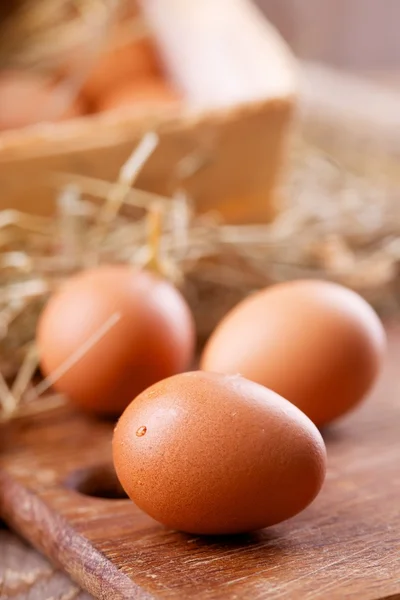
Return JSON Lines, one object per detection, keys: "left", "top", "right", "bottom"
{"left": 0, "top": 327, "right": 400, "bottom": 599}
{"left": 0, "top": 524, "right": 91, "bottom": 600}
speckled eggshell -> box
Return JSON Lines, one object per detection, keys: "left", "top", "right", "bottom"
{"left": 37, "top": 266, "right": 195, "bottom": 417}
{"left": 201, "top": 280, "right": 386, "bottom": 427}
{"left": 113, "top": 371, "right": 326, "bottom": 535}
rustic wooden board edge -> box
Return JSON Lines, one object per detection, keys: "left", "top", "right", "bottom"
{"left": 0, "top": 93, "right": 294, "bottom": 164}
{"left": 0, "top": 470, "right": 145, "bottom": 600}
{"left": 0, "top": 94, "right": 294, "bottom": 223}
{"left": 0, "top": 526, "right": 91, "bottom": 600}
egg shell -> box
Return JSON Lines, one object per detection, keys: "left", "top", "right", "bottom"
{"left": 97, "top": 77, "right": 181, "bottom": 113}
{"left": 82, "top": 40, "right": 161, "bottom": 104}
{"left": 113, "top": 371, "right": 326, "bottom": 535}
{"left": 57, "top": 94, "right": 87, "bottom": 120}
{"left": 37, "top": 266, "right": 195, "bottom": 416}
{"left": 0, "top": 70, "right": 71, "bottom": 130}
{"left": 201, "top": 280, "right": 386, "bottom": 427}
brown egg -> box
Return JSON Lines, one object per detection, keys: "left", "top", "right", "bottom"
{"left": 201, "top": 280, "right": 386, "bottom": 427}
{"left": 97, "top": 78, "right": 181, "bottom": 113}
{"left": 113, "top": 371, "right": 326, "bottom": 535}
{"left": 0, "top": 70, "right": 68, "bottom": 130}
{"left": 37, "top": 266, "right": 195, "bottom": 417}
{"left": 82, "top": 40, "right": 160, "bottom": 104}
{"left": 57, "top": 94, "right": 87, "bottom": 120}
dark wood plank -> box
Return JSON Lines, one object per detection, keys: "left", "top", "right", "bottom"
{"left": 0, "top": 327, "right": 400, "bottom": 599}
{"left": 0, "top": 526, "right": 92, "bottom": 600}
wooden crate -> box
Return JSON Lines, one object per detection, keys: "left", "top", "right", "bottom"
{"left": 0, "top": 0, "right": 297, "bottom": 224}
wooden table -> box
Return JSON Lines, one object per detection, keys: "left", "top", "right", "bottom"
{"left": 1, "top": 323, "right": 400, "bottom": 599}
{"left": 0, "top": 523, "right": 91, "bottom": 600}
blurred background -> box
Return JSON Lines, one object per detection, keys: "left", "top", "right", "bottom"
{"left": 259, "top": 0, "right": 400, "bottom": 76}
{"left": 1, "top": 0, "right": 400, "bottom": 131}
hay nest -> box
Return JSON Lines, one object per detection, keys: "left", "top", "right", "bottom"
{"left": 1, "top": 122, "right": 400, "bottom": 421}
{"left": 0, "top": 3, "right": 399, "bottom": 420}
{"left": 0, "top": 0, "right": 123, "bottom": 72}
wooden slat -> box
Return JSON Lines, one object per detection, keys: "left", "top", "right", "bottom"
{"left": 140, "top": 0, "right": 296, "bottom": 108}
{"left": 0, "top": 526, "right": 92, "bottom": 600}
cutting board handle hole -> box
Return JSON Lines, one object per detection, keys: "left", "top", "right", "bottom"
{"left": 65, "top": 464, "right": 128, "bottom": 500}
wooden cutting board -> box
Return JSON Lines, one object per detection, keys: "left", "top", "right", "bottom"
{"left": 0, "top": 328, "right": 399, "bottom": 600}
